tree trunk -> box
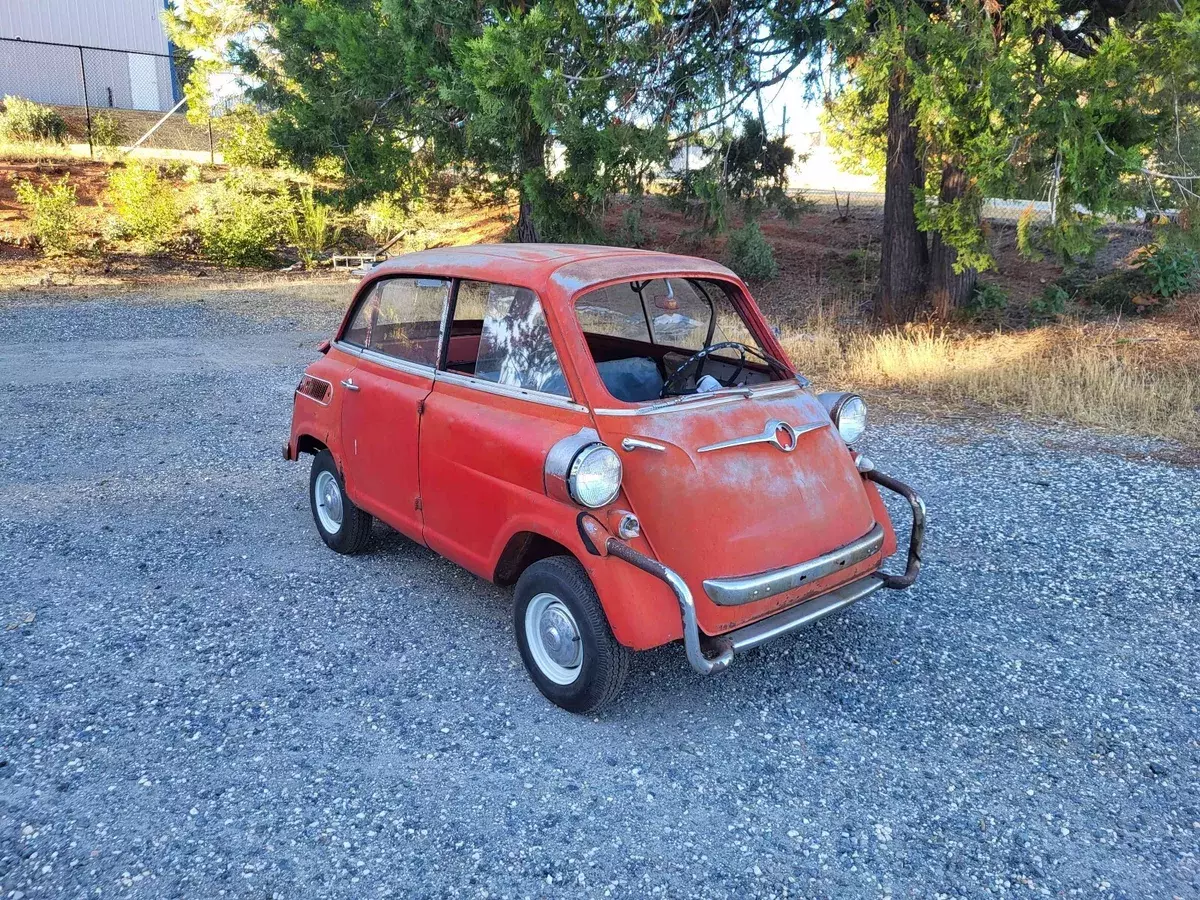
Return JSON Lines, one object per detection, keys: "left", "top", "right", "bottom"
{"left": 515, "top": 194, "right": 540, "bottom": 243}
{"left": 928, "top": 163, "right": 977, "bottom": 320}
{"left": 513, "top": 115, "right": 546, "bottom": 243}
{"left": 876, "top": 81, "right": 928, "bottom": 323}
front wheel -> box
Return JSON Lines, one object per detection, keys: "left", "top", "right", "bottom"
{"left": 514, "top": 556, "right": 630, "bottom": 713}
{"left": 309, "top": 449, "right": 373, "bottom": 554}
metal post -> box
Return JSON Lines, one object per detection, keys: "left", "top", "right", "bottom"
{"left": 79, "top": 46, "right": 93, "bottom": 158}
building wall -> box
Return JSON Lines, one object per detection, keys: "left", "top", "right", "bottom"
{"left": 0, "top": 0, "right": 176, "bottom": 112}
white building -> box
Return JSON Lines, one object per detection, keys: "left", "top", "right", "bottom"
{"left": 0, "top": 0, "right": 179, "bottom": 112}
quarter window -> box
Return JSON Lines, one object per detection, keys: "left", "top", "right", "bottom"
{"left": 444, "top": 281, "right": 570, "bottom": 397}
{"left": 343, "top": 277, "right": 449, "bottom": 366}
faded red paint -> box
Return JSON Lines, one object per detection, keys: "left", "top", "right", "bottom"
{"left": 286, "top": 244, "right": 904, "bottom": 651}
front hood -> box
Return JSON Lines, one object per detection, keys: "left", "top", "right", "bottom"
{"left": 596, "top": 386, "right": 880, "bottom": 633}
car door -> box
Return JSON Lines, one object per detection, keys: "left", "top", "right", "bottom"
{"left": 419, "top": 279, "right": 590, "bottom": 578}
{"left": 337, "top": 275, "right": 450, "bottom": 542}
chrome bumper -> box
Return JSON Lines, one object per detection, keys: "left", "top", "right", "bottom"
{"left": 604, "top": 467, "right": 925, "bottom": 676}
{"left": 703, "top": 523, "right": 885, "bottom": 606}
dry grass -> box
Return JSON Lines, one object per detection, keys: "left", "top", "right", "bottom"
{"left": 781, "top": 310, "right": 1200, "bottom": 444}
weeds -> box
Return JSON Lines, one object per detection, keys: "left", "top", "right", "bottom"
{"left": 107, "top": 162, "right": 179, "bottom": 250}
{"left": 0, "top": 96, "right": 67, "bottom": 144}
{"left": 782, "top": 321, "right": 1199, "bottom": 443}
{"left": 195, "top": 174, "right": 288, "bottom": 266}
{"left": 91, "top": 113, "right": 124, "bottom": 150}
{"left": 285, "top": 185, "right": 341, "bottom": 268}
{"left": 13, "top": 175, "right": 81, "bottom": 254}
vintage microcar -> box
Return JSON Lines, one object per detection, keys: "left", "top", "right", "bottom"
{"left": 285, "top": 244, "right": 924, "bottom": 712}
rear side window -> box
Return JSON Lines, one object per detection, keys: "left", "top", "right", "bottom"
{"left": 343, "top": 277, "right": 449, "bottom": 366}
{"left": 445, "top": 281, "right": 569, "bottom": 397}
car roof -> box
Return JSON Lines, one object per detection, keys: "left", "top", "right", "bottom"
{"left": 370, "top": 244, "right": 740, "bottom": 296}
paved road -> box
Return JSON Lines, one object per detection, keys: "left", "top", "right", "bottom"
{"left": 1, "top": 289, "right": 1197, "bottom": 899}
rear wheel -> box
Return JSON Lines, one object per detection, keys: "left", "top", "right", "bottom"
{"left": 514, "top": 556, "right": 630, "bottom": 713}
{"left": 309, "top": 450, "right": 372, "bottom": 554}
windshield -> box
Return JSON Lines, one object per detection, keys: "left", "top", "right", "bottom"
{"left": 574, "top": 278, "right": 788, "bottom": 403}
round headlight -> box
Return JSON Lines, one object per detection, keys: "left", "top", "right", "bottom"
{"left": 568, "top": 444, "right": 622, "bottom": 508}
{"left": 819, "top": 392, "right": 867, "bottom": 443}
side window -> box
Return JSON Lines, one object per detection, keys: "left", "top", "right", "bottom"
{"left": 574, "top": 283, "right": 652, "bottom": 342}
{"left": 445, "top": 281, "right": 569, "bottom": 397}
{"left": 342, "top": 277, "right": 449, "bottom": 367}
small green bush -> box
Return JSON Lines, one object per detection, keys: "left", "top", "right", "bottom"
{"left": 107, "top": 162, "right": 179, "bottom": 249}
{"left": 215, "top": 105, "right": 280, "bottom": 168}
{"left": 285, "top": 185, "right": 341, "bottom": 268}
{"left": 1077, "top": 268, "right": 1149, "bottom": 313}
{"left": 0, "top": 96, "right": 67, "bottom": 143}
{"left": 727, "top": 221, "right": 778, "bottom": 279}
{"left": 91, "top": 112, "right": 123, "bottom": 149}
{"left": 1031, "top": 284, "right": 1070, "bottom": 319}
{"left": 965, "top": 281, "right": 1008, "bottom": 320}
{"left": 356, "top": 193, "right": 409, "bottom": 246}
{"left": 194, "top": 174, "right": 288, "bottom": 266}
{"left": 1140, "top": 243, "right": 1199, "bottom": 299}
{"left": 615, "top": 204, "right": 655, "bottom": 249}
{"left": 14, "top": 175, "right": 80, "bottom": 254}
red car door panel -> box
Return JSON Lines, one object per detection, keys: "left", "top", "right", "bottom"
{"left": 339, "top": 353, "right": 432, "bottom": 542}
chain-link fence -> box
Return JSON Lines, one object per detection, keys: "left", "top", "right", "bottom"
{"left": 798, "top": 188, "right": 1060, "bottom": 225}
{"left": 0, "top": 36, "right": 244, "bottom": 161}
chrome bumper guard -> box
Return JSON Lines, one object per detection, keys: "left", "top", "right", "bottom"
{"left": 862, "top": 468, "right": 926, "bottom": 589}
{"left": 605, "top": 538, "right": 733, "bottom": 675}
{"left": 605, "top": 468, "right": 925, "bottom": 675}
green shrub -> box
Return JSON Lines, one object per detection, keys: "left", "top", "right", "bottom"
{"left": 107, "top": 162, "right": 179, "bottom": 249}
{"left": 0, "top": 96, "right": 67, "bottom": 143}
{"left": 965, "top": 281, "right": 1008, "bottom": 320}
{"left": 194, "top": 174, "right": 287, "bottom": 266}
{"left": 356, "top": 193, "right": 409, "bottom": 246}
{"left": 1031, "top": 284, "right": 1070, "bottom": 319}
{"left": 215, "top": 105, "right": 280, "bottom": 168}
{"left": 91, "top": 112, "right": 123, "bottom": 149}
{"left": 1139, "top": 243, "right": 1199, "bottom": 299}
{"left": 14, "top": 175, "right": 80, "bottom": 254}
{"left": 615, "top": 203, "right": 655, "bottom": 248}
{"left": 727, "top": 221, "right": 778, "bottom": 279}
{"left": 1076, "top": 268, "right": 1149, "bottom": 313}
{"left": 285, "top": 185, "right": 341, "bottom": 268}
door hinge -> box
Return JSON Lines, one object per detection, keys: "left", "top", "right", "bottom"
{"left": 417, "top": 399, "right": 425, "bottom": 415}
{"left": 414, "top": 496, "right": 422, "bottom": 511}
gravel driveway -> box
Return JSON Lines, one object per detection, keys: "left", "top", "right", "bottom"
{"left": 1, "top": 284, "right": 1197, "bottom": 899}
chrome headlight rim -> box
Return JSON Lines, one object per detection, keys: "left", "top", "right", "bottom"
{"left": 819, "top": 391, "right": 867, "bottom": 444}
{"left": 567, "top": 442, "right": 623, "bottom": 509}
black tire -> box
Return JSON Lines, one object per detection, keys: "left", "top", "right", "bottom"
{"left": 309, "top": 449, "right": 373, "bottom": 555}
{"left": 513, "top": 556, "right": 631, "bottom": 714}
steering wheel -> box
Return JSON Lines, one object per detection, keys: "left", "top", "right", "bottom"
{"left": 660, "top": 342, "right": 788, "bottom": 397}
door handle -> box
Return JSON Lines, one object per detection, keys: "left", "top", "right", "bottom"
{"left": 341, "top": 378, "right": 360, "bottom": 392}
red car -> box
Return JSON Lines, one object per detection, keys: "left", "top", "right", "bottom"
{"left": 285, "top": 244, "right": 924, "bottom": 712}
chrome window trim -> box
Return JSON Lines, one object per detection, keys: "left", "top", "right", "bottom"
{"left": 703, "top": 523, "right": 886, "bottom": 606}
{"left": 593, "top": 380, "right": 801, "bottom": 417}
{"left": 333, "top": 340, "right": 438, "bottom": 378}
{"left": 339, "top": 274, "right": 452, "bottom": 374}
{"left": 434, "top": 368, "right": 590, "bottom": 413}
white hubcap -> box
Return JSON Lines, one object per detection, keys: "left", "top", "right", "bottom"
{"left": 314, "top": 470, "right": 343, "bottom": 534}
{"left": 525, "top": 593, "right": 583, "bottom": 685}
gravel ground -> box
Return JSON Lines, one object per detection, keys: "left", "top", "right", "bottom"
{"left": 1, "top": 285, "right": 1198, "bottom": 899}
